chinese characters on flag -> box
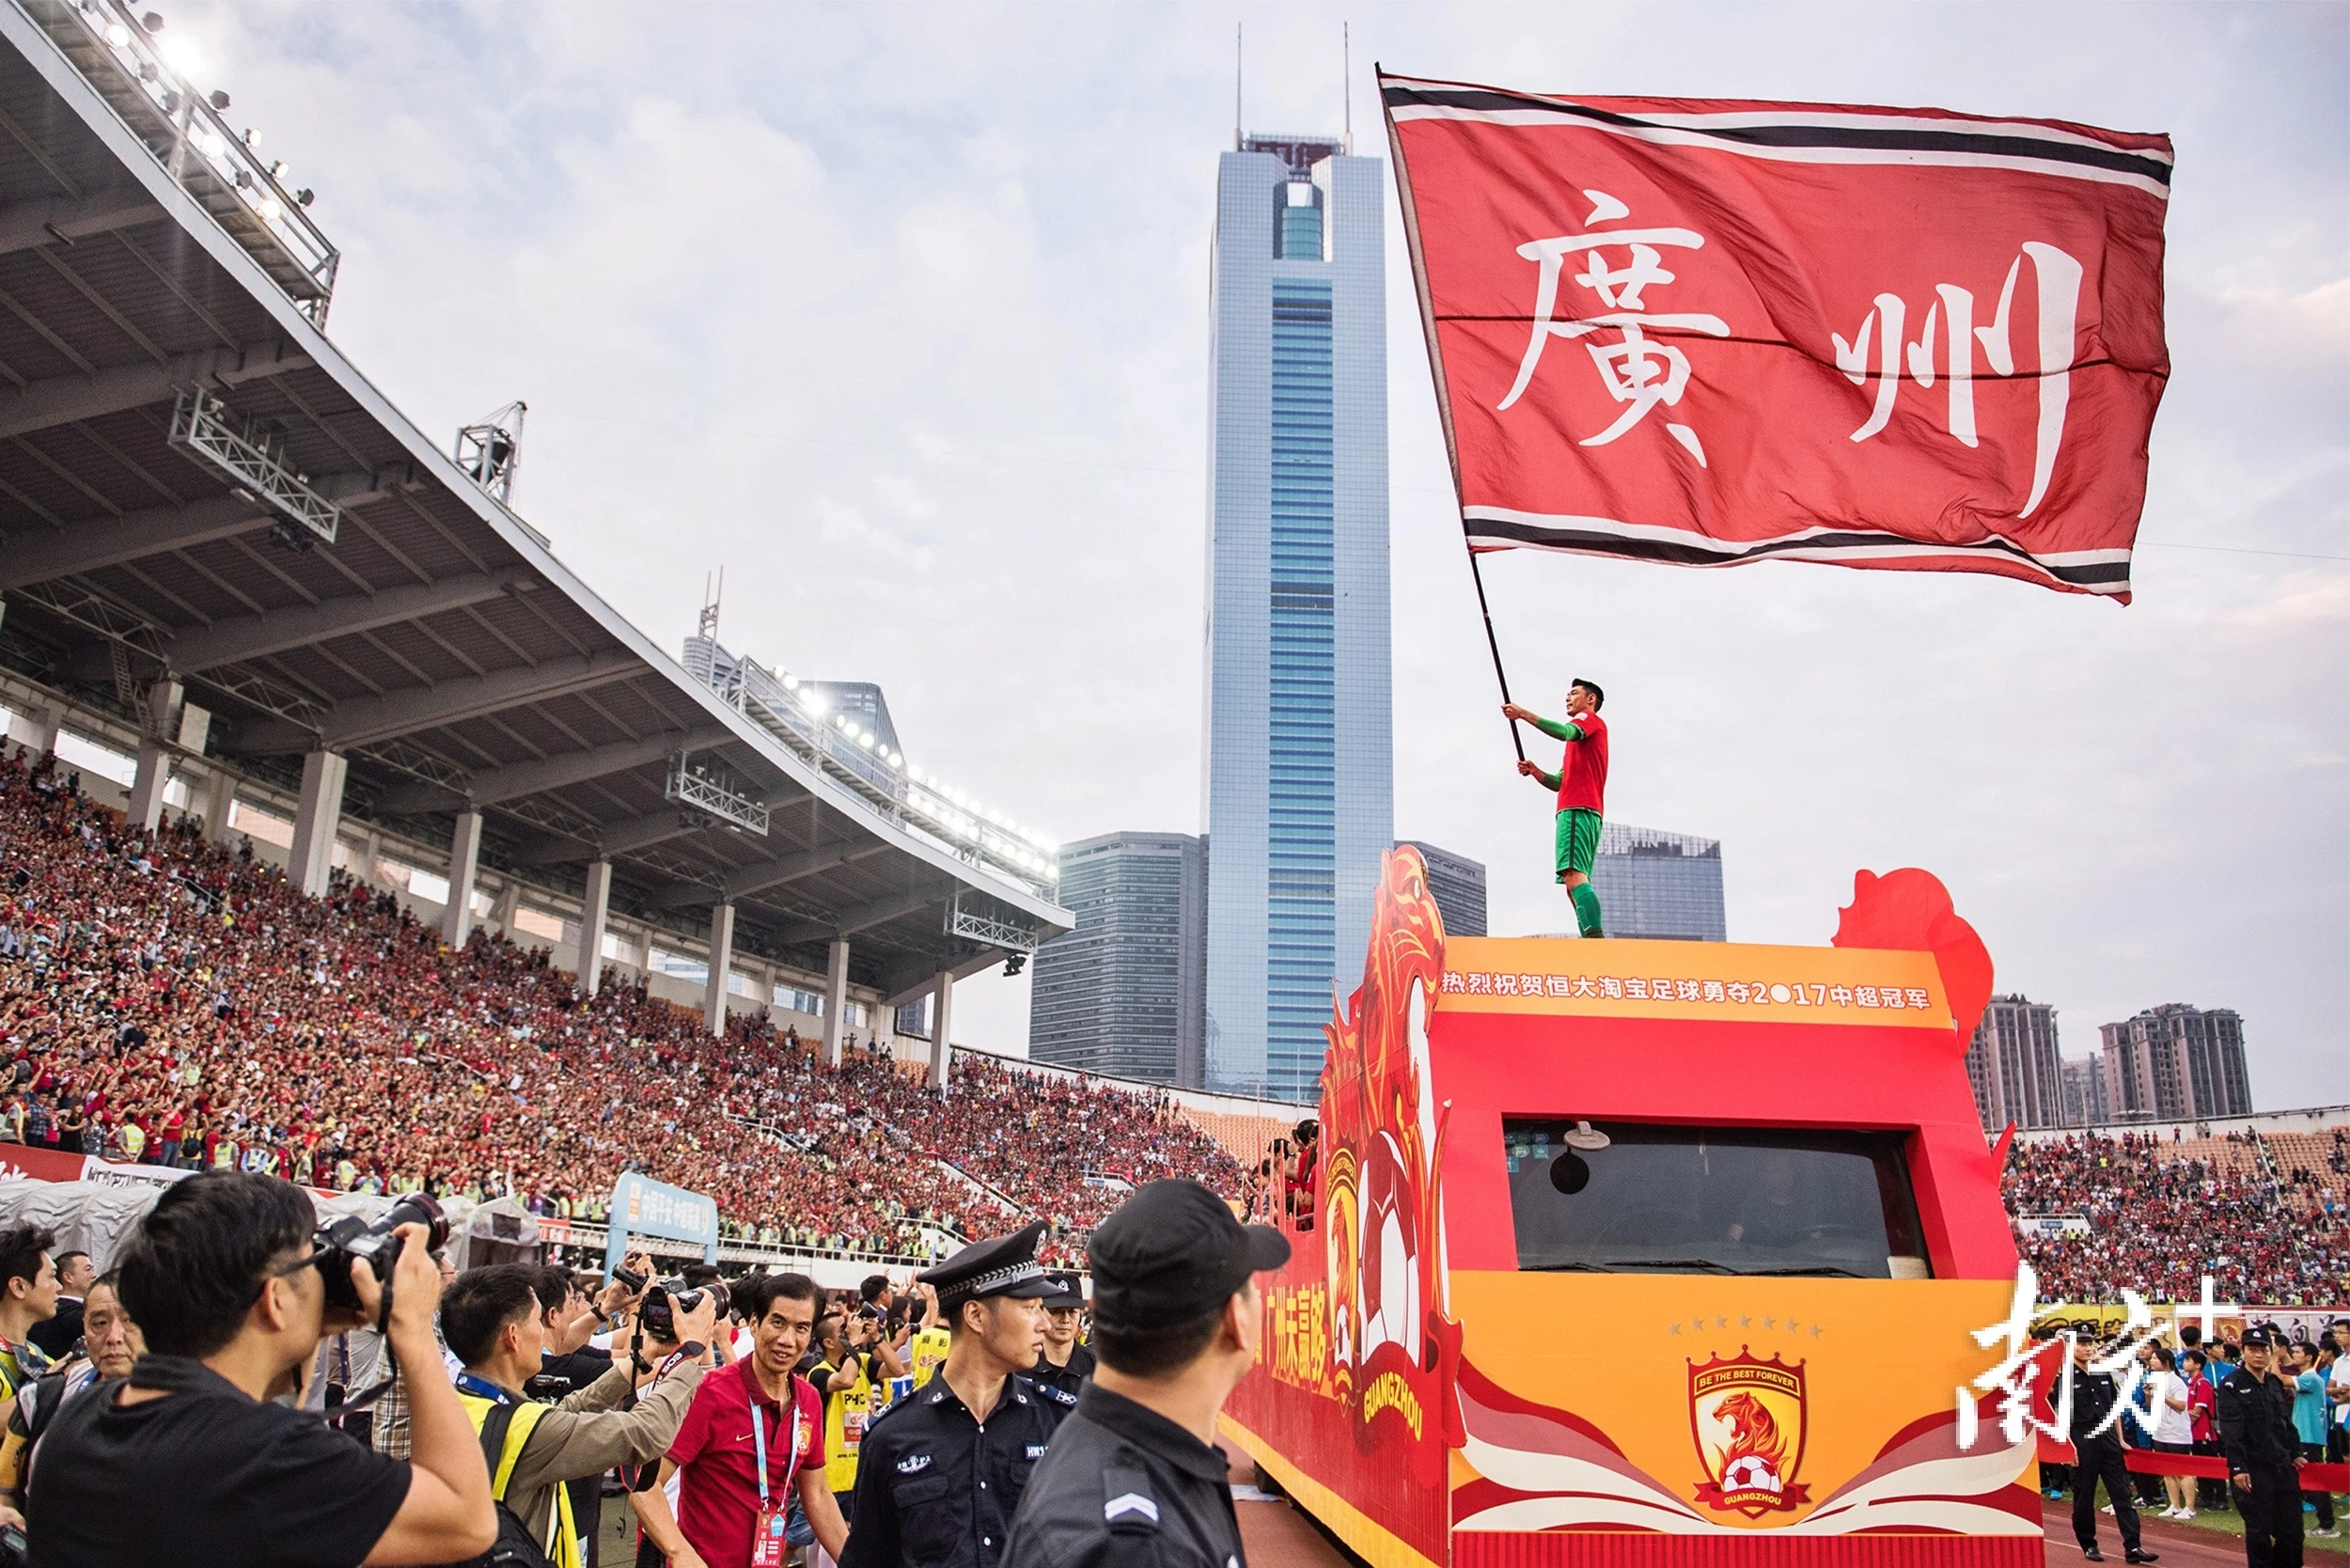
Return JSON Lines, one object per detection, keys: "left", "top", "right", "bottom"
{"left": 1383, "top": 75, "right": 2172, "bottom": 601}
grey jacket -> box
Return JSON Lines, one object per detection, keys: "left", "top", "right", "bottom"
{"left": 498, "top": 1360, "right": 708, "bottom": 1549}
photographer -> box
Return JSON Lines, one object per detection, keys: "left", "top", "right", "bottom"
{"left": 811, "top": 1308, "right": 888, "bottom": 1527}
{"left": 441, "top": 1263, "right": 715, "bottom": 1568}
{"left": 26, "top": 1170, "right": 495, "bottom": 1565}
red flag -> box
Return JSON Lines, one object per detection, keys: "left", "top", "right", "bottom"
{"left": 1383, "top": 74, "right": 2172, "bottom": 602}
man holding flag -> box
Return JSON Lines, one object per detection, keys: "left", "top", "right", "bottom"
{"left": 1505, "top": 680, "right": 1608, "bottom": 938}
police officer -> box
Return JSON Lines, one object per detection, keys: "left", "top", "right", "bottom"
{"left": 2217, "top": 1327, "right": 2307, "bottom": 1568}
{"left": 2067, "top": 1334, "right": 2158, "bottom": 1563}
{"left": 1028, "top": 1273, "right": 1093, "bottom": 1410}
{"left": 842, "top": 1221, "right": 1061, "bottom": 1568}
{"left": 1003, "top": 1179, "right": 1292, "bottom": 1568}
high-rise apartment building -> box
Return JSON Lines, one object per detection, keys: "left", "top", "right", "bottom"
{"left": 2060, "top": 1056, "right": 2110, "bottom": 1127}
{"left": 1590, "top": 823, "right": 1726, "bottom": 941}
{"left": 1027, "top": 832, "right": 1208, "bottom": 1086}
{"left": 1398, "top": 840, "right": 1486, "bottom": 938}
{"left": 2099, "top": 1004, "right": 2253, "bottom": 1121}
{"left": 1964, "top": 995, "right": 2065, "bottom": 1131}
{"left": 1202, "top": 133, "right": 1390, "bottom": 1100}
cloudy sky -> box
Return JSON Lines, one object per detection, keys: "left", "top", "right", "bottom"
{"left": 172, "top": 2, "right": 2345, "bottom": 1107}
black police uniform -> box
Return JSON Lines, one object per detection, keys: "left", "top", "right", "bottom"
{"left": 1001, "top": 1384, "right": 1243, "bottom": 1568}
{"left": 1002, "top": 1179, "right": 1291, "bottom": 1568}
{"left": 2216, "top": 1358, "right": 2304, "bottom": 1568}
{"left": 2066, "top": 1362, "right": 2148, "bottom": 1560}
{"left": 843, "top": 1372, "right": 1060, "bottom": 1568}
{"left": 840, "top": 1221, "right": 1062, "bottom": 1568}
{"left": 1029, "top": 1342, "right": 1094, "bottom": 1405}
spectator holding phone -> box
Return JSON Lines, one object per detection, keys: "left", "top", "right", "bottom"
{"left": 25, "top": 1170, "right": 495, "bottom": 1567}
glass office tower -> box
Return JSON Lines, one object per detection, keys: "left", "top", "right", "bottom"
{"left": 1202, "top": 133, "right": 1391, "bottom": 1100}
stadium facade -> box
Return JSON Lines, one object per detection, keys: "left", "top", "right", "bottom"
{"left": 1027, "top": 831, "right": 1208, "bottom": 1086}
{"left": 1590, "top": 823, "right": 1727, "bottom": 941}
{"left": 1201, "top": 133, "right": 1391, "bottom": 1101}
{"left": 1398, "top": 839, "right": 1486, "bottom": 938}
{"left": 2100, "top": 1003, "right": 2254, "bottom": 1121}
{"left": 0, "top": 3, "right": 1068, "bottom": 1093}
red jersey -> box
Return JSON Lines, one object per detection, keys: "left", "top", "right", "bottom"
{"left": 1554, "top": 712, "right": 1609, "bottom": 814}
{"left": 667, "top": 1358, "right": 824, "bottom": 1567}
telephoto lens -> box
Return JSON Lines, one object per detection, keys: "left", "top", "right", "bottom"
{"left": 314, "top": 1194, "right": 450, "bottom": 1310}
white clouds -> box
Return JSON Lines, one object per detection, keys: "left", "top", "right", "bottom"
{"left": 173, "top": 1, "right": 2344, "bottom": 1105}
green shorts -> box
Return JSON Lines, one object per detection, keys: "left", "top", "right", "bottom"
{"left": 1555, "top": 808, "right": 1602, "bottom": 881}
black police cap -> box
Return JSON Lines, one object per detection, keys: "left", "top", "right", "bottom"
{"left": 1039, "top": 1272, "right": 1086, "bottom": 1311}
{"left": 1088, "top": 1179, "right": 1290, "bottom": 1332}
{"left": 918, "top": 1220, "right": 1060, "bottom": 1314}
{"left": 2240, "top": 1325, "right": 2276, "bottom": 1348}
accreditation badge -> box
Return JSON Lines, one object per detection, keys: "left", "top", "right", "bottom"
{"left": 749, "top": 1502, "right": 789, "bottom": 1568}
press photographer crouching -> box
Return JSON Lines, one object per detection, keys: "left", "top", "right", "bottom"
{"left": 441, "top": 1263, "right": 716, "bottom": 1568}
{"left": 25, "top": 1171, "right": 497, "bottom": 1567}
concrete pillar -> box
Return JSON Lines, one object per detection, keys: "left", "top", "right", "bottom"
{"left": 201, "top": 769, "right": 236, "bottom": 843}
{"left": 442, "top": 809, "right": 483, "bottom": 947}
{"left": 127, "top": 680, "right": 182, "bottom": 833}
{"left": 704, "top": 902, "right": 736, "bottom": 1036}
{"left": 821, "top": 939, "right": 850, "bottom": 1066}
{"left": 578, "top": 860, "right": 612, "bottom": 996}
{"left": 929, "top": 969, "right": 954, "bottom": 1090}
{"left": 487, "top": 881, "right": 521, "bottom": 937}
{"left": 286, "top": 749, "right": 347, "bottom": 898}
{"left": 24, "top": 702, "right": 59, "bottom": 757}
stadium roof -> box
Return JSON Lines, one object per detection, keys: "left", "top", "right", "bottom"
{"left": 0, "top": 0, "right": 1069, "bottom": 1002}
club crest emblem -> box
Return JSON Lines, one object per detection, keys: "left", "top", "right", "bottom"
{"left": 1687, "top": 1348, "right": 1810, "bottom": 1517}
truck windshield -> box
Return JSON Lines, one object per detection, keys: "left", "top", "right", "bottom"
{"left": 1501, "top": 1120, "right": 1932, "bottom": 1278}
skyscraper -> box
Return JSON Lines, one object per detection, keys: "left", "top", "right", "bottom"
{"left": 2060, "top": 1056, "right": 2110, "bottom": 1127}
{"left": 1590, "top": 823, "right": 1727, "bottom": 941}
{"left": 1027, "top": 832, "right": 1208, "bottom": 1086}
{"left": 1399, "top": 840, "right": 1487, "bottom": 938}
{"left": 1964, "top": 995, "right": 2065, "bottom": 1131}
{"left": 1202, "top": 133, "right": 1390, "bottom": 1100}
{"left": 2099, "top": 1004, "right": 2253, "bottom": 1121}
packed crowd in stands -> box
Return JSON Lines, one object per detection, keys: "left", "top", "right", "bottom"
{"left": 6, "top": 744, "right": 2348, "bottom": 1301}
{"left": 2008, "top": 1130, "right": 2350, "bottom": 1305}
{"left": 0, "top": 745, "right": 1241, "bottom": 1265}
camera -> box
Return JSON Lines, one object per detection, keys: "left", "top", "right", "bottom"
{"left": 640, "top": 1277, "right": 728, "bottom": 1342}
{"left": 523, "top": 1372, "right": 573, "bottom": 1402}
{"left": 314, "top": 1194, "right": 449, "bottom": 1311}
{"left": 610, "top": 1263, "right": 648, "bottom": 1294}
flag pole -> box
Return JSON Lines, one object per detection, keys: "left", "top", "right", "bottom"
{"left": 1466, "top": 545, "right": 1526, "bottom": 763}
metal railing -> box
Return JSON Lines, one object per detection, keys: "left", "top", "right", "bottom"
{"left": 21, "top": 0, "right": 339, "bottom": 321}
{"left": 682, "top": 635, "right": 1058, "bottom": 900}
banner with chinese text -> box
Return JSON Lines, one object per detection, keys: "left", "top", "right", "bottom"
{"left": 1382, "top": 74, "right": 2172, "bottom": 601}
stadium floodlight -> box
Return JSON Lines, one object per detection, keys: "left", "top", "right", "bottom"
{"left": 782, "top": 674, "right": 799, "bottom": 690}
{"left": 157, "top": 34, "right": 200, "bottom": 78}
{"left": 103, "top": 21, "right": 130, "bottom": 46}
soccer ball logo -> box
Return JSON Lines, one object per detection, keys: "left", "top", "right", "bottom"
{"left": 1720, "top": 1452, "right": 1781, "bottom": 1497}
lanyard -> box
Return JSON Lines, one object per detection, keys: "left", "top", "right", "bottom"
{"left": 456, "top": 1372, "right": 513, "bottom": 1404}
{"left": 750, "top": 1378, "right": 803, "bottom": 1507}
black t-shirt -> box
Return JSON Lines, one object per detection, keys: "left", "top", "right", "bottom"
{"left": 27, "top": 1356, "right": 412, "bottom": 1567}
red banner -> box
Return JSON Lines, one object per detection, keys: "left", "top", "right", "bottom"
{"left": 1383, "top": 74, "right": 2172, "bottom": 602}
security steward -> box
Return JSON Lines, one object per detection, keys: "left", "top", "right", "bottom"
{"left": 2066, "top": 1334, "right": 2156, "bottom": 1564}
{"left": 1002, "top": 1179, "right": 1291, "bottom": 1568}
{"left": 1028, "top": 1273, "right": 1093, "bottom": 1412}
{"left": 842, "top": 1221, "right": 1061, "bottom": 1568}
{"left": 2217, "top": 1327, "right": 2308, "bottom": 1568}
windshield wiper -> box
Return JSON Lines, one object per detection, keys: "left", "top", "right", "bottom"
{"left": 1528, "top": 1259, "right": 1739, "bottom": 1274}
{"left": 1740, "top": 1264, "right": 1873, "bottom": 1278}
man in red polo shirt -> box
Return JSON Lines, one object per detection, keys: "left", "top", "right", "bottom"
{"left": 637, "top": 1272, "right": 844, "bottom": 1568}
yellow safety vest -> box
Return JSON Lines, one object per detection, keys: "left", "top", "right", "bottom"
{"left": 458, "top": 1393, "right": 579, "bottom": 1568}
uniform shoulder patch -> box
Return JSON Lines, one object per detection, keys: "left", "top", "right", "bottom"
{"left": 897, "top": 1453, "right": 932, "bottom": 1474}
{"left": 1103, "top": 1464, "right": 1159, "bottom": 1534}
{"left": 1041, "top": 1383, "right": 1077, "bottom": 1405}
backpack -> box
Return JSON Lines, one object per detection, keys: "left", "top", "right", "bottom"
{"left": 441, "top": 1400, "right": 558, "bottom": 1568}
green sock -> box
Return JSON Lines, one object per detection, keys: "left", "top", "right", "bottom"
{"left": 1571, "top": 883, "right": 1604, "bottom": 939}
